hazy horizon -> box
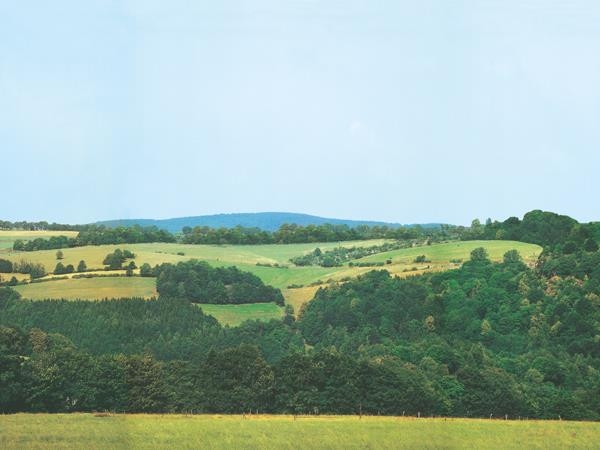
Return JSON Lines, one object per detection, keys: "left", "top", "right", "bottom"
{"left": 3, "top": 1, "right": 600, "bottom": 226}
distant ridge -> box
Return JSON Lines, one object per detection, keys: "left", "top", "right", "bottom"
{"left": 95, "top": 212, "right": 443, "bottom": 233}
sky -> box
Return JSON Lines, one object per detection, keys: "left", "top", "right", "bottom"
{"left": 1, "top": 0, "right": 600, "bottom": 226}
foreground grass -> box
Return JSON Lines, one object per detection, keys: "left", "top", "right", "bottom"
{"left": 13, "top": 277, "right": 157, "bottom": 300}
{"left": 1, "top": 414, "right": 598, "bottom": 450}
{"left": 197, "top": 303, "right": 283, "bottom": 326}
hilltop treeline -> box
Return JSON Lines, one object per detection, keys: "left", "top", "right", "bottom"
{"left": 0, "top": 220, "right": 82, "bottom": 231}
{"left": 8, "top": 210, "right": 600, "bottom": 254}
{"left": 13, "top": 225, "right": 176, "bottom": 251}
{"left": 153, "top": 260, "right": 285, "bottom": 305}
{"left": 12, "top": 222, "right": 453, "bottom": 251}
{"left": 2, "top": 241, "right": 600, "bottom": 418}
{"left": 0, "top": 326, "right": 446, "bottom": 415}
{"left": 462, "top": 210, "right": 600, "bottom": 252}
{"left": 181, "top": 223, "right": 442, "bottom": 245}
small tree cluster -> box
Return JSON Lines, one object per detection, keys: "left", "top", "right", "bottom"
{"left": 77, "top": 260, "right": 87, "bottom": 272}
{"left": 103, "top": 249, "right": 136, "bottom": 270}
{"left": 0, "top": 258, "right": 13, "bottom": 273}
{"left": 13, "top": 260, "right": 46, "bottom": 279}
{"left": 54, "top": 262, "right": 75, "bottom": 275}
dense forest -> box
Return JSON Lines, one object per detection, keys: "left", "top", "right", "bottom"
{"left": 95, "top": 212, "right": 418, "bottom": 233}
{"left": 153, "top": 260, "right": 285, "bottom": 305}
{"left": 1, "top": 210, "right": 600, "bottom": 418}
{"left": 463, "top": 210, "right": 600, "bottom": 251}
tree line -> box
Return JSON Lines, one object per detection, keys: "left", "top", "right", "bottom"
{"left": 12, "top": 225, "right": 176, "bottom": 251}
{"left": 11, "top": 222, "right": 455, "bottom": 252}
{"left": 461, "top": 210, "right": 600, "bottom": 254}
{"left": 0, "top": 325, "right": 444, "bottom": 415}
{"left": 0, "top": 220, "right": 82, "bottom": 231}
{"left": 181, "top": 223, "right": 445, "bottom": 245}
{"left": 8, "top": 210, "right": 600, "bottom": 255}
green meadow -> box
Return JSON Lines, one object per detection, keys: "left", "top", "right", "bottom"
{"left": 13, "top": 276, "right": 157, "bottom": 301}
{"left": 1, "top": 414, "right": 598, "bottom": 450}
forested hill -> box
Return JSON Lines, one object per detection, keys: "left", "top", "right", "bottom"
{"left": 95, "top": 212, "right": 443, "bottom": 233}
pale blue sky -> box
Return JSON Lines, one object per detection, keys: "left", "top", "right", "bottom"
{"left": 2, "top": 1, "right": 599, "bottom": 225}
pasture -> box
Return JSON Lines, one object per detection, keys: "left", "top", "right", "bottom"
{"left": 357, "top": 240, "right": 540, "bottom": 265}
{"left": 1, "top": 414, "right": 598, "bottom": 449}
{"left": 13, "top": 276, "right": 157, "bottom": 300}
{"left": 0, "top": 239, "right": 390, "bottom": 285}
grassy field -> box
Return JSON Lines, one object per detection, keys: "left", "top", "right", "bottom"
{"left": 0, "top": 239, "right": 390, "bottom": 286}
{"left": 283, "top": 286, "right": 321, "bottom": 315}
{"left": 357, "top": 240, "right": 540, "bottom": 265}
{"left": 197, "top": 303, "right": 283, "bottom": 326}
{"left": 354, "top": 240, "right": 541, "bottom": 278}
{"left": 13, "top": 277, "right": 157, "bottom": 300}
{"left": 1, "top": 239, "right": 541, "bottom": 291}
{"left": 1, "top": 414, "right": 598, "bottom": 449}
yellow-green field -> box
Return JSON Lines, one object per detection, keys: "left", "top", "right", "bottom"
{"left": 358, "top": 240, "right": 541, "bottom": 266}
{"left": 283, "top": 286, "right": 321, "bottom": 315}
{"left": 1, "top": 414, "right": 598, "bottom": 450}
{"left": 13, "top": 277, "right": 157, "bottom": 300}
{"left": 198, "top": 303, "right": 283, "bottom": 326}
{"left": 1, "top": 238, "right": 541, "bottom": 292}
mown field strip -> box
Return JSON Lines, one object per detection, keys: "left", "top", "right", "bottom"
{"left": 357, "top": 240, "right": 541, "bottom": 264}
{"left": 13, "top": 277, "right": 157, "bottom": 300}
{"left": 197, "top": 303, "right": 283, "bottom": 326}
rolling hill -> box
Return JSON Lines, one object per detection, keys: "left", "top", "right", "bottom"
{"left": 95, "top": 212, "right": 444, "bottom": 233}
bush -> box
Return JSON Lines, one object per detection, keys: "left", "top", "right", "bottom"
{"left": 414, "top": 255, "right": 430, "bottom": 263}
{"left": 0, "top": 258, "right": 13, "bottom": 273}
